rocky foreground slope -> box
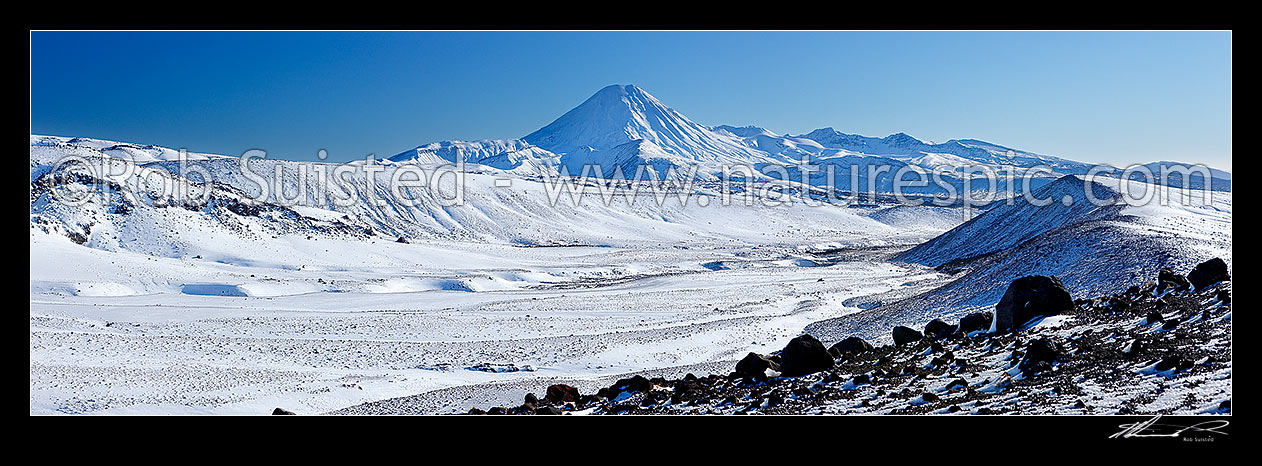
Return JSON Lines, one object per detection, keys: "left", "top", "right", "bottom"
{"left": 453, "top": 259, "right": 1231, "bottom": 415}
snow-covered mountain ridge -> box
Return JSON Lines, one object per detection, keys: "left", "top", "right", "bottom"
{"left": 387, "top": 84, "right": 1229, "bottom": 193}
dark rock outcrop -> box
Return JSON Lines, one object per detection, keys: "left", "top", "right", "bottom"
{"left": 1157, "top": 268, "right": 1191, "bottom": 294}
{"left": 545, "top": 384, "right": 580, "bottom": 404}
{"left": 1155, "top": 355, "right": 1194, "bottom": 373}
{"left": 1019, "top": 338, "right": 1062, "bottom": 372}
{"left": 1188, "top": 258, "right": 1230, "bottom": 291}
{"left": 610, "top": 376, "right": 651, "bottom": 395}
{"left": 923, "top": 319, "right": 957, "bottom": 339}
{"left": 994, "top": 276, "right": 1074, "bottom": 332}
{"left": 958, "top": 312, "right": 993, "bottom": 334}
{"left": 734, "top": 352, "right": 779, "bottom": 379}
{"left": 829, "top": 336, "right": 874, "bottom": 357}
{"left": 271, "top": 407, "right": 297, "bottom": 415}
{"left": 778, "top": 334, "right": 835, "bottom": 377}
{"left": 1161, "top": 318, "right": 1183, "bottom": 331}
{"left": 892, "top": 326, "right": 923, "bottom": 345}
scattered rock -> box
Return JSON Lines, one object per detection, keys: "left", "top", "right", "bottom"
{"left": 478, "top": 271, "right": 1229, "bottom": 416}
{"left": 466, "top": 363, "right": 535, "bottom": 373}
{"left": 1024, "top": 360, "right": 1053, "bottom": 375}
{"left": 1155, "top": 355, "right": 1194, "bottom": 373}
{"left": 958, "top": 312, "right": 993, "bottom": 334}
{"left": 1157, "top": 268, "right": 1191, "bottom": 294}
{"left": 1187, "top": 258, "right": 1230, "bottom": 291}
{"left": 829, "top": 336, "right": 874, "bottom": 356}
{"left": 994, "top": 276, "right": 1074, "bottom": 332}
{"left": 778, "top": 334, "right": 835, "bottom": 377}
{"left": 1020, "top": 338, "right": 1062, "bottom": 372}
{"left": 1217, "top": 288, "right": 1231, "bottom": 304}
{"left": 545, "top": 384, "right": 581, "bottom": 404}
{"left": 923, "top": 319, "right": 957, "bottom": 340}
{"left": 735, "top": 352, "right": 780, "bottom": 379}
{"left": 610, "top": 375, "right": 651, "bottom": 395}
{"left": 892, "top": 326, "right": 923, "bottom": 346}
{"left": 1123, "top": 340, "right": 1144, "bottom": 357}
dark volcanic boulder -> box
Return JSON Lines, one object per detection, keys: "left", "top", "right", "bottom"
{"left": 545, "top": 384, "right": 580, "bottom": 404}
{"left": 1161, "top": 318, "right": 1182, "bottom": 331}
{"left": 958, "top": 312, "right": 994, "bottom": 334}
{"left": 829, "top": 336, "right": 874, "bottom": 356}
{"left": 1019, "top": 338, "right": 1063, "bottom": 372}
{"left": 994, "top": 276, "right": 1074, "bottom": 332}
{"left": 610, "top": 375, "right": 651, "bottom": 394}
{"left": 892, "top": 326, "right": 923, "bottom": 346}
{"left": 778, "top": 334, "right": 835, "bottom": 377}
{"left": 735, "top": 352, "right": 780, "bottom": 379}
{"left": 923, "top": 319, "right": 957, "bottom": 339}
{"left": 1123, "top": 340, "right": 1144, "bottom": 357}
{"left": 1187, "top": 258, "right": 1230, "bottom": 290}
{"left": 1155, "top": 355, "right": 1194, "bottom": 373}
{"left": 1157, "top": 268, "right": 1191, "bottom": 294}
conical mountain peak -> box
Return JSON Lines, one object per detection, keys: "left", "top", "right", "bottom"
{"left": 523, "top": 84, "right": 767, "bottom": 164}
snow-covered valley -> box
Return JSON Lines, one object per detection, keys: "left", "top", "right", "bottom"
{"left": 30, "top": 84, "right": 1231, "bottom": 415}
{"left": 30, "top": 218, "right": 955, "bottom": 414}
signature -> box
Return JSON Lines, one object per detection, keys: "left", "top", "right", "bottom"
{"left": 1110, "top": 415, "right": 1230, "bottom": 439}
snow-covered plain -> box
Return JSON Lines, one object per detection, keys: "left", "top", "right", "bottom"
{"left": 30, "top": 210, "right": 953, "bottom": 415}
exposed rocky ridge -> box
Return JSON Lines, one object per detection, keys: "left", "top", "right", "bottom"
{"left": 461, "top": 260, "right": 1231, "bottom": 415}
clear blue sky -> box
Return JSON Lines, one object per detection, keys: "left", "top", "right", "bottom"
{"left": 31, "top": 31, "right": 1231, "bottom": 170}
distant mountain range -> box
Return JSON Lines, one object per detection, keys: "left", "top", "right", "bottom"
{"left": 388, "top": 84, "right": 1229, "bottom": 192}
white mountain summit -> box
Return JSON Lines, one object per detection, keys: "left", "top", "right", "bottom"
{"left": 524, "top": 84, "right": 775, "bottom": 166}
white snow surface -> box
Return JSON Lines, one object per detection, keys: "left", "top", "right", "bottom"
{"left": 29, "top": 84, "right": 1231, "bottom": 415}
{"left": 30, "top": 134, "right": 963, "bottom": 415}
